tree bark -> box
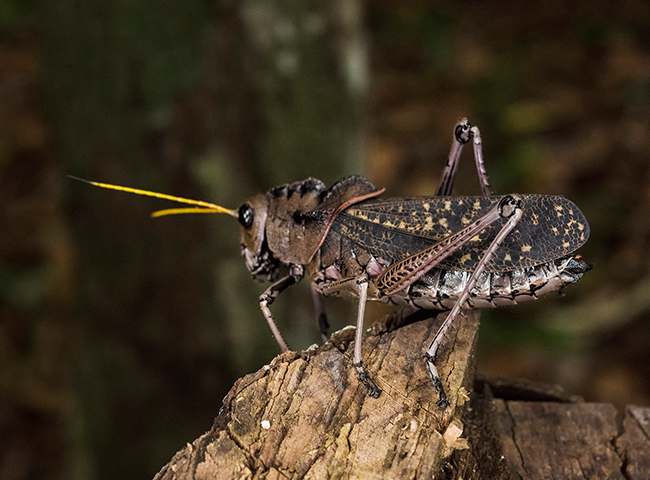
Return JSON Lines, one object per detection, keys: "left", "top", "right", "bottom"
{"left": 155, "top": 309, "right": 480, "bottom": 479}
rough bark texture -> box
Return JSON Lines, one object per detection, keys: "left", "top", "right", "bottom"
{"left": 616, "top": 406, "right": 650, "bottom": 480}
{"left": 154, "top": 310, "right": 650, "bottom": 479}
{"left": 155, "top": 309, "right": 480, "bottom": 479}
{"left": 494, "top": 401, "right": 624, "bottom": 478}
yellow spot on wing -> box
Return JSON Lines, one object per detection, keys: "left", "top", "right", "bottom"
{"left": 521, "top": 244, "right": 532, "bottom": 252}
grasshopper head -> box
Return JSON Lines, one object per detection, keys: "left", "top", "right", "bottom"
{"left": 238, "top": 193, "right": 280, "bottom": 279}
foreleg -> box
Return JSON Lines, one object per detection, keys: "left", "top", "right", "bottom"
{"left": 259, "top": 264, "right": 304, "bottom": 353}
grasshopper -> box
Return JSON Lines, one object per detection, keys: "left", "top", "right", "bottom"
{"left": 70, "top": 119, "right": 590, "bottom": 408}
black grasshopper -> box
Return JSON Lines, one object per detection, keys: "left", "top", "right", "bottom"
{"left": 71, "top": 119, "right": 591, "bottom": 408}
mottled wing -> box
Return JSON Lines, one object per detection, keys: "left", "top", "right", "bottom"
{"left": 334, "top": 195, "right": 590, "bottom": 273}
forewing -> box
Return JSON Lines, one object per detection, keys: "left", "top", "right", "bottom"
{"left": 336, "top": 195, "right": 589, "bottom": 273}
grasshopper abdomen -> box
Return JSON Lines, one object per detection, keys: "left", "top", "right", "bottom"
{"left": 389, "top": 255, "right": 590, "bottom": 310}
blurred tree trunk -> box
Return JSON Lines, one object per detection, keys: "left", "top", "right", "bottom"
{"left": 205, "top": 0, "right": 370, "bottom": 376}
{"left": 37, "top": 0, "right": 367, "bottom": 479}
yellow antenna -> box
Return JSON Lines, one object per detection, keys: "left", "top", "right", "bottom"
{"left": 69, "top": 176, "right": 239, "bottom": 218}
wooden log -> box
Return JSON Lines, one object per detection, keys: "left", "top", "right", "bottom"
{"left": 450, "top": 382, "right": 650, "bottom": 480}
{"left": 154, "top": 309, "right": 481, "bottom": 479}
{"left": 616, "top": 406, "right": 650, "bottom": 480}
{"left": 492, "top": 400, "right": 625, "bottom": 479}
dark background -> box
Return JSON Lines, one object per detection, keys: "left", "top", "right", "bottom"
{"left": 2, "top": 1, "right": 649, "bottom": 478}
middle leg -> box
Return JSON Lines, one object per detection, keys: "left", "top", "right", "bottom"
{"left": 321, "top": 274, "right": 382, "bottom": 398}
{"left": 310, "top": 283, "right": 330, "bottom": 343}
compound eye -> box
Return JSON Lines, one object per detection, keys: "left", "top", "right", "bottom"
{"left": 238, "top": 204, "right": 254, "bottom": 228}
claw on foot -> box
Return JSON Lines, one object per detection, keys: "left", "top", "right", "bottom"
{"left": 354, "top": 362, "right": 381, "bottom": 398}
{"left": 425, "top": 353, "right": 449, "bottom": 410}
